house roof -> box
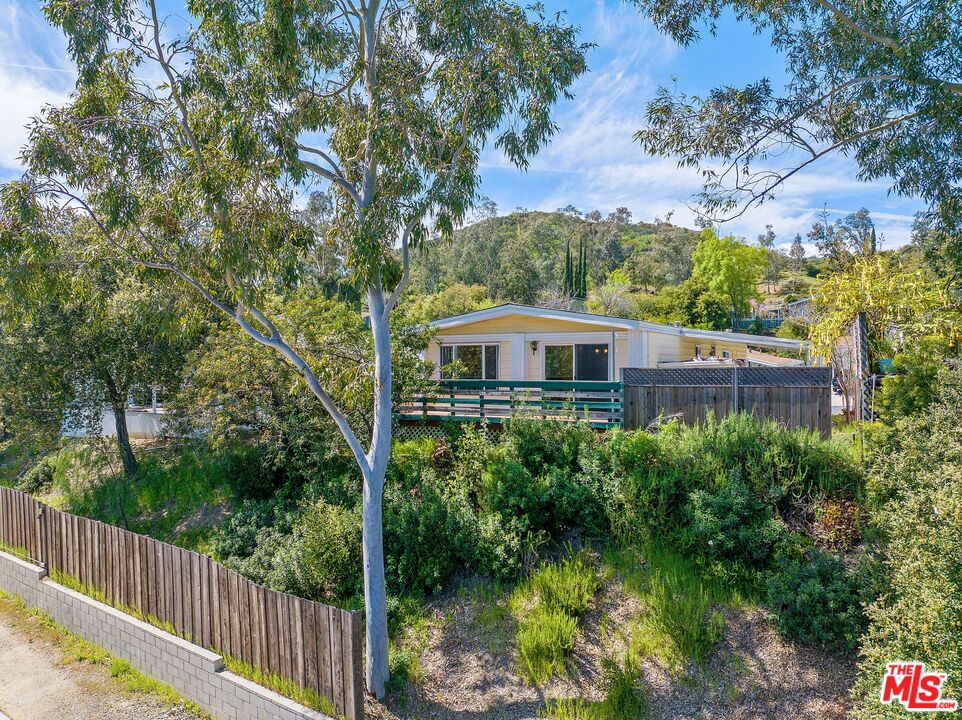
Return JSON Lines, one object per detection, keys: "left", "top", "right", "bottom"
{"left": 429, "top": 303, "right": 808, "bottom": 352}
{"left": 746, "top": 349, "right": 805, "bottom": 367}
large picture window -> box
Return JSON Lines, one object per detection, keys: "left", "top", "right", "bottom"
{"left": 440, "top": 344, "right": 499, "bottom": 379}
{"left": 544, "top": 343, "right": 609, "bottom": 381}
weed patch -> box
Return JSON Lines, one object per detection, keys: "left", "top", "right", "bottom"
{"left": 386, "top": 597, "right": 431, "bottom": 693}
{"left": 606, "top": 545, "right": 729, "bottom": 673}
{"left": 537, "top": 656, "right": 647, "bottom": 720}
{"left": 511, "top": 549, "right": 601, "bottom": 685}
{"left": 221, "top": 655, "right": 337, "bottom": 717}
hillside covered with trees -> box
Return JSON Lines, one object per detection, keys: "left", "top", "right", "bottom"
{"left": 407, "top": 205, "right": 830, "bottom": 332}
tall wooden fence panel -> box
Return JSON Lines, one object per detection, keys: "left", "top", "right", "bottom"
{"left": 0, "top": 485, "right": 363, "bottom": 720}
{"left": 622, "top": 367, "right": 832, "bottom": 438}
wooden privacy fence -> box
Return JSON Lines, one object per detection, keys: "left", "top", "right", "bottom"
{"left": 0, "top": 485, "right": 363, "bottom": 720}
{"left": 622, "top": 367, "right": 832, "bottom": 438}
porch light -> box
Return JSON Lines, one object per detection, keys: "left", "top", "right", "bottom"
{"left": 530, "top": 340, "right": 539, "bottom": 355}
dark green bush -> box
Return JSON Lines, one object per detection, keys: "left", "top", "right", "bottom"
{"left": 212, "top": 498, "right": 286, "bottom": 562}
{"left": 478, "top": 453, "right": 546, "bottom": 535}
{"left": 681, "top": 472, "right": 801, "bottom": 586}
{"left": 503, "top": 417, "right": 596, "bottom": 476}
{"left": 766, "top": 550, "right": 869, "bottom": 652}
{"left": 469, "top": 511, "right": 524, "bottom": 581}
{"left": 269, "top": 499, "right": 363, "bottom": 603}
{"left": 18, "top": 458, "right": 54, "bottom": 494}
{"left": 382, "top": 483, "right": 474, "bottom": 596}
{"left": 543, "top": 467, "right": 607, "bottom": 536}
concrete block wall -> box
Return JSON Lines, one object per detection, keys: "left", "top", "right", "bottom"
{"left": 0, "top": 550, "right": 336, "bottom": 720}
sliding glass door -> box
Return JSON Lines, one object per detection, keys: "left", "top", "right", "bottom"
{"left": 544, "top": 343, "right": 609, "bottom": 381}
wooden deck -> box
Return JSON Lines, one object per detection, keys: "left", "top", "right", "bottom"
{"left": 397, "top": 379, "right": 624, "bottom": 429}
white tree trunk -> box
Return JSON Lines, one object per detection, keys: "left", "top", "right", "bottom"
{"left": 362, "top": 286, "right": 392, "bottom": 698}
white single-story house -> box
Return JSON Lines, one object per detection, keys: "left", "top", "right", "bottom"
{"left": 424, "top": 304, "right": 810, "bottom": 382}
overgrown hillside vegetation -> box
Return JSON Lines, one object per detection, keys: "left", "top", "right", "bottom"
{"left": 8, "top": 366, "right": 962, "bottom": 718}
{"left": 5, "top": 412, "right": 872, "bottom": 715}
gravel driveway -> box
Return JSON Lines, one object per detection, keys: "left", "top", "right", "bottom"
{"left": 0, "top": 597, "right": 199, "bottom": 720}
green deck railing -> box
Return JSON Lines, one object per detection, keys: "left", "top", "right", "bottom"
{"left": 397, "top": 379, "right": 624, "bottom": 429}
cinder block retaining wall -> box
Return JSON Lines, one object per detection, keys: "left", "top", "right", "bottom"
{"left": 0, "top": 550, "right": 333, "bottom": 720}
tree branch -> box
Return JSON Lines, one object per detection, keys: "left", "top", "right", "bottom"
{"left": 383, "top": 216, "right": 419, "bottom": 315}
{"left": 812, "top": 0, "right": 901, "bottom": 52}
{"left": 714, "top": 110, "right": 922, "bottom": 221}
{"left": 299, "top": 158, "right": 363, "bottom": 206}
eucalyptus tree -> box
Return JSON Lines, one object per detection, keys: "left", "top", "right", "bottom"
{"left": 5, "top": 0, "right": 586, "bottom": 695}
{"left": 631, "top": 0, "right": 962, "bottom": 267}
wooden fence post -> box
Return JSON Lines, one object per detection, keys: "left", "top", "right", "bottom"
{"left": 36, "top": 504, "right": 48, "bottom": 572}
{"left": 732, "top": 367, "right": 739, "bottom": 414}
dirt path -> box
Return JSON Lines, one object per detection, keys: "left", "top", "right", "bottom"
{"left": 368, "top": 579, "right": 854, "bottom": 720}
{"left": 0, "top": 597, "right": 198, "bottom": 720}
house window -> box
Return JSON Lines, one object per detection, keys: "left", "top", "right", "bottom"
{"left": 544, "top": 343, "right": 609, "bottom": 381}
{"left": 722, "top": 350, "right": 732, "bottom": 359}
{"left": 440, "top": 344, "right": 499, "bottom": 379}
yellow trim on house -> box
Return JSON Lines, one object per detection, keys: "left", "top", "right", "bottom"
{"left": 435, "top": 315, "right": 624, "bottom": 335}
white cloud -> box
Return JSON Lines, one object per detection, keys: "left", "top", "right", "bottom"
{"left": 0, "top": 1, "right": 73, "bottom": 174}
{"left": 479, "top": 2, "right": 924, "bottom": 248}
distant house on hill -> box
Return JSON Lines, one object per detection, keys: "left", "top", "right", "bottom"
{"left": 424, "top": 304, "right": 811, "bottom": 381}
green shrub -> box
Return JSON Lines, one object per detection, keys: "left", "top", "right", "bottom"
{"left": 852, "top": 368, "right": 962, "bottom": 718}
{"left": 604, "top": 415, "right": 861, "bottom": 541}
{"left": 470, "top": 511, "right": 524, "bottom": 581}
{"left": 875, "top": 337, "right": 954, "bottom": 423}
{"left": 268, "top": 499, "right": 362, "bottom": 603}
{"left": 543, "top": 468, "right": 607, "bottom": 536}
{"left": 681, "top": 473, "right": 800, "bottom": 586}
{"left": 387, "top": 438, "right": 438, "bottom": 491}
{"left": 503, "top": 417, "right": 596, "bottom": 476}
{"left": 478, "top": 453, "right": 546, "bottom": 534}
{"left": 18, "top": 458, "right": 54, "bottom": 493}
{"left": 383, "top": 483, "right": 474, "bottom": 596}
{"left": 516, "top": 605, "right": 578, "bottom": 684}
{"left": 766, "top": 550, "right": 869, "bottom": 652}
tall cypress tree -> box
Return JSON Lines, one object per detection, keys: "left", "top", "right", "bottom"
{"left": 574, "top": 237, "right": 582, "bottom": 299}
{"left": 577, "top": 240, "right": 588, "bottom": 298}
{"left": 563, "top": 239, "right": 573, "bottom": 295}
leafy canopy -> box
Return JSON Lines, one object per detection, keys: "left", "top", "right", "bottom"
{"left": 810, "top": 253, "right": 962, "bottom": 357}
{"left": 690, "top": 229, "right": 766, "bottom": 318}
{"left": 631, "top": 0, "right": 962, "bottom": 268}
{"left": 9, "top": 0, "right": 588, "bottom": 316}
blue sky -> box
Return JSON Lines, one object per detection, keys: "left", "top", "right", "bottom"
{"left": 0, "top": 0, "right": 923, "bottom": 252}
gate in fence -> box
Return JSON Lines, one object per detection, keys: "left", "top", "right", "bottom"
{"left": 0, "top": 485, "right": 364, "bottom": 720}
{"left": 621, "top": 366, "right": 832, "bottom": 438}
